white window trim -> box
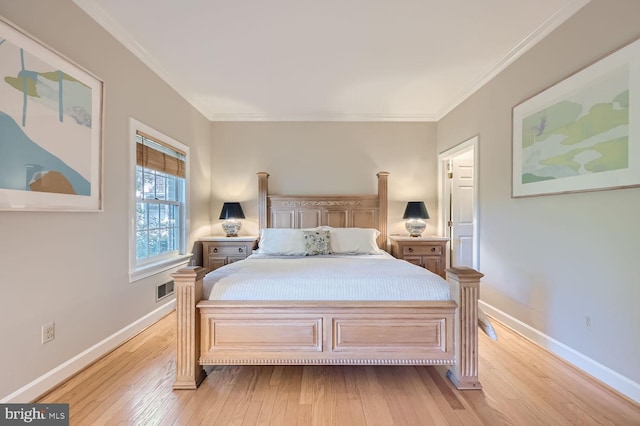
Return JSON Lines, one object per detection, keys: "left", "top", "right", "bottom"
{"left": 129, "top": 254, "right": 192, "bottom": 282}
{"left": 129, "top": 118, "right": 191, "bottom": 282}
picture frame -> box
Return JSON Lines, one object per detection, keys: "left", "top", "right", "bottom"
{"left": 0, "top": 17, "right": 103, "bottom": 211}
{"left": 512, "top": 37, "right": 640, "bottom": 198}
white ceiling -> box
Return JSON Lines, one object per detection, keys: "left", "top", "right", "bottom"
{"left": 74, "top": 0, "right": 590, "bottom": 122}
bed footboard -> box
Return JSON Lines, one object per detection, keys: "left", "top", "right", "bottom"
{"left": 196, "top": 301, "right": 457, "bottom": 365}
{"left": 171, "top": 265, "right": 483, "bottom": 391}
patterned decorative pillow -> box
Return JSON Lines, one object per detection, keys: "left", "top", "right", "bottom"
{"left": 303, "top": 230, "right": 331, "bottom": 256}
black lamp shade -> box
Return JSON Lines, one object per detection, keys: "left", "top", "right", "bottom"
{"left": 402, "top": 201, "right": 429, "bottom": 219}
{"left": 219, "top": 202, "right": 245, "bottom": 220}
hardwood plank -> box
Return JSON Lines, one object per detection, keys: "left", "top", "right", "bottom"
{"left": 282, "top": 366, "right": 304, "bottom": 424}
{"left": 354, "top": 366, "right": 396, "bottom": 426}
{"left": 175, "top": 367, "right": 236, "bottom": 425}
{"left": 249, "top": 365, "right": 273, "bottom": 403}
{"left": 332, "top": 367, "right": 366, "bottom": 426}
{"left": 397, "top": 367, "right": 451, "bottom": 426}
{"left": 297, "top": 403, "right": 313, "bottom": 426}
{"left": 212, "top": 366, "right": 261, "bottom": 425}
{"left": 36, "top": 312, "right": 640, "bottom": 425}
{"left": 298, "top": 365, "right": 315, "bottom": 405}
{"left": 415, "top": 367, "right": 469, "bottom": 425}
{"left": 318, "top": 366, "right": 337, "bottom": 425}
{"left": 240, "top": 400, "right": 262, "bottom": 426}
{"left": 268, "top": 365, "right": 292, "bottom": 425}
{"left": 374, "top": 366, "right": 421, "bottom": 425}
{"left": 255, "top": 371, "right": 278, "bottom": 425}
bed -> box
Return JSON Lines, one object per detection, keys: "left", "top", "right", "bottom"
{"left": 171, "top": 172, "right": 483, "bottom": 391}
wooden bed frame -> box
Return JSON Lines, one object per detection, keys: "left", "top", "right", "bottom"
{"left": 172, "top": 172, "right": 483, "bottom": 391}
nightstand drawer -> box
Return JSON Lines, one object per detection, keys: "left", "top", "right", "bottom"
{"left": 200, "top": 237, "right": 259, "bottom": 271}
{"left": 389, "top": 236, "right": 448, "bottom": 279}
{"left": 208, "top": 244, "right": 248, "bottom": 255}
{"left": 402, "top": 245, "right": 442, "bottom": 256}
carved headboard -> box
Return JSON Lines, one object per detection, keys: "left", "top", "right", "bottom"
{"left": 256, "top": 172, "right": 389, "bottom": 248}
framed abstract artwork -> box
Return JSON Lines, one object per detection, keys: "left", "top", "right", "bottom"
{"left": 0, "top": 17, "right": 103, "bottom": 211}
{"left": 512, "top": 37, "right": 640, "bottom": 198}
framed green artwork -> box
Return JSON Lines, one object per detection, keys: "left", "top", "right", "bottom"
{"left": 512, "top": 37, "right": 639, "bottom": 198}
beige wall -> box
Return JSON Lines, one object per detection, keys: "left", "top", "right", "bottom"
{"left": 0, "top": 0, "right": 211, "bottom": 399}
{"left": 438, "top": 0, "right": 640, "bottom": 388}
{"left": 210, "top": 122, "right": 439, "bottom": 238}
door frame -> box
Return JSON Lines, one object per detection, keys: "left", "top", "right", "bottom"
{"left": 437, "top": 135, "right": 480, "bottom": 270}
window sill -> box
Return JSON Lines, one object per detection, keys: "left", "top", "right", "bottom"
{"left": 129, "top": 254, "right": 193, "bottom": 283}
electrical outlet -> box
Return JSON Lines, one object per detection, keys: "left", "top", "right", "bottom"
{"left": 584, "top": 316, "right": 592, "bottom": 329}
{"left": 42, "top": 322, "right": 55, "bottom": 344}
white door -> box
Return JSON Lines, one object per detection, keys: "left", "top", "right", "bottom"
{"left": 448, "top": 154, "right": 475, "bottom": 268}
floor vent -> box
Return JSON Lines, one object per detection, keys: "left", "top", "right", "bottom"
{"left": 156, "top": 280, "right": 175, "bottom": 302}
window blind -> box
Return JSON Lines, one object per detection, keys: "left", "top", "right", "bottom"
{"left": 136, "top": 130, "right": 186, "bottom": 178}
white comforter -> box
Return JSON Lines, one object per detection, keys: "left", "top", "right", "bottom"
{"left": 204, "top": 253, "right": 450, "bottom": 301}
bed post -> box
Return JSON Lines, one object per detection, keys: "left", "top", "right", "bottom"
{"left": 172, "top": 266, "right": 208, "bottom": 389}
{"left": 257, "top": 172, "right": 269, "bottom": 230}
{"left": 445, "top": 267, "right": 483, "bottom": 390}
{"left": 376, "top": 171, "right": 389, "bottom": 250}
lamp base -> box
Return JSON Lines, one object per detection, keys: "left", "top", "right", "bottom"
{"left": 405, "top": 219, "right": 426, "bottom": 237}
{"left": 221, "top": 220, "right": 242, "bottom": 237}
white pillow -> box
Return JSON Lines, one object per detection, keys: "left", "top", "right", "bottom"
{"left": 258, "top": 228, "right": 306, "bottom": 255}
{"left": 328, "top": 227, "right": 383, "bottom": 254}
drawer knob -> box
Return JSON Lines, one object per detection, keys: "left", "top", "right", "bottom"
{"left": 238, "top": 247, "right": 244, "bottom": 253}
{"left": 213, "top": 248, "right": 218, "bottom": 253}
{"left": 408, "top": 247, "right": 414, "bottom": 252}
{"left": 431, "top": 247, "right": 436, "bottom": 252}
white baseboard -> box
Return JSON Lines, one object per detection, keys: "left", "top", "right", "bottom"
{"left": 1, "top": 300, "right": 176, "bottom": 403}
{"left": 479, "top": 300, "right": 640, "bottom": 404}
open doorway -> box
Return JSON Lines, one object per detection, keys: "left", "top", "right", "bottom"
{"left": 438, "top": 136, "right": 479, "bottom": 270}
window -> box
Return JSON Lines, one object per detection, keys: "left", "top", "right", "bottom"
{"left": 129, "top": 118, "right": 190, "bottom": 282}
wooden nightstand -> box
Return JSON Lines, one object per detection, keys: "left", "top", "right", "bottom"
{"left": 200, "top": 236, "right": 258, "bottom": 271}
{"left": 389, "top": 236, "right": 449, "bottom": 278}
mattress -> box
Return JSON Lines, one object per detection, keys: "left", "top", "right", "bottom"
{"left": 203, "top": 252, "right": 451, "bottom": 301}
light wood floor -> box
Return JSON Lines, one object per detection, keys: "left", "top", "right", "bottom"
{"left": 38, "top": 312, "right": 639, "bottom": 425}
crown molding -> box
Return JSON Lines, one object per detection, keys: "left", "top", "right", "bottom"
{"left": 207, "top": 112, "right": 438, "bottom": 122}
{"left": 436, "top": 0, "right": 591, "bottom": 120}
